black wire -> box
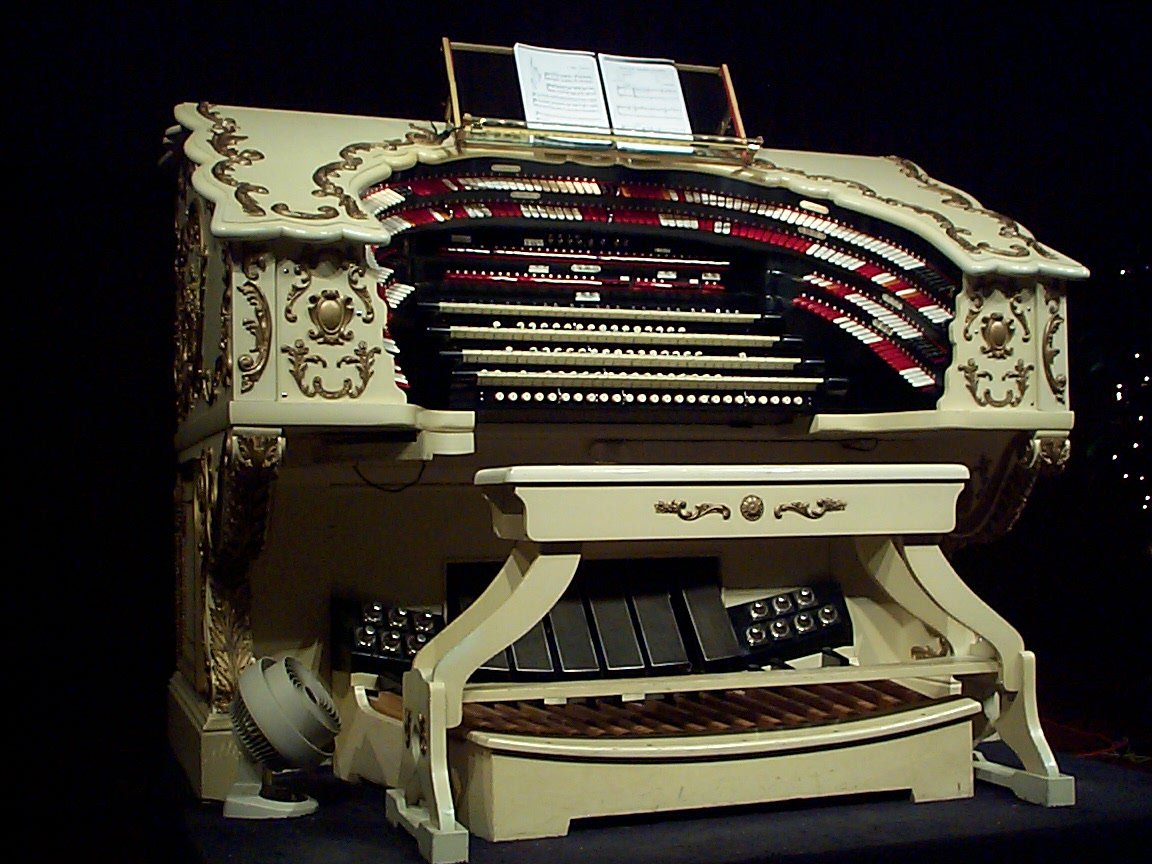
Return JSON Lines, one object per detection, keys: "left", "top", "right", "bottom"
{"left": 352, "top": 460, "right": 427, "bottom": 493}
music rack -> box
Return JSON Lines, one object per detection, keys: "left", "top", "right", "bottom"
{"left": 441, "top": 38, "right": 764, "bottom": 164}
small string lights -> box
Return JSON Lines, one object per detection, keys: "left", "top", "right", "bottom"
{"left": 1087, "top": 264, "right": 1151, "bottom": 536}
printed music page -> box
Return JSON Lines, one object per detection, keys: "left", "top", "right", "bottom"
{"left": 514, "top": 43, "right": 611, "bottom": 134}
{"left": 597, "top": 53, "right": 692, "bottom": 139}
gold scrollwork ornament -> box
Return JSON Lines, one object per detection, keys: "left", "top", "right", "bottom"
{"left": 174, "top": 186, "right": 208, "bottom": 419}
{"left": 654, "top": 500, "right": 732, "bottom": 521}
{"left": 1032, "top": 436, "right": 1071, "bottom": 474}
{"left": 281, "top": 339, "right": 382, "bottom": 399}
{"left": 192, "top": 433, "right": 283, "bottom": 710}
{"left": 197, "top": 102, "right": 269, "bottom": 217}
{"left": 773, "top": 498, "right": 847, "bottom": 520}
{"left": 958, "top": 358, "right": 1034, "bottom": 408}
{"left": 1041, "top": 289, "right": 1068, "bottom": 404}
{"left": 237, "top": 253, "right": 271, "bottom": 392}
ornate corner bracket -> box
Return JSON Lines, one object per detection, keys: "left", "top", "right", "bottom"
{"left": 193, "top": 430, "right": 285, "bottom": 711}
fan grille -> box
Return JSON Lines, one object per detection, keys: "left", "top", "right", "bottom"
{"left": 230, "top": 691, "right": 285, "bottom": 769}
{"left": 284, "top": 656, "right": 341, "bottom": 728}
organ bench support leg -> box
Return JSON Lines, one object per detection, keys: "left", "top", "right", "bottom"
{"left": 387, "top": 542, "right": 583, "bottom": 864}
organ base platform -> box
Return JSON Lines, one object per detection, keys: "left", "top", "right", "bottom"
{"left": 321, "top": 462, "right": 1075, "bottom": 863}
{"left": 374, "top": 684, "right": 980, "bottom": 845}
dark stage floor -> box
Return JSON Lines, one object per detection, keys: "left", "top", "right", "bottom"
{"left": 143, "top": 741, "right": 1150, "bottom": 864}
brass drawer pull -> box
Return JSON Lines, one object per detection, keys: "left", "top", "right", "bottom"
{"left": 773, "top": 498, "right": 847, "bottom": 520}
{"left": 655, "top": 500, "right": 732, "bottom": 521}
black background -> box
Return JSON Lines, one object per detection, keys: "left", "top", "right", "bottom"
{"left": 18, "top": 3, "right": 1149, "bottom": 859}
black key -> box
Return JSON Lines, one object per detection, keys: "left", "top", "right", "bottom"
{"left": 587, "top": 593, "right": 645, "bottom": 674}
{"left": 680, "top": 579, "right": 744, "bottom": 668}
{"left": 548, "top": 594, "right": 600, "bottom": 674}
{"left": 509, "top": 621, "right": 554, "bottom": 675}
{"left": 629, "top": 584, "right": 691, "bottom": 673}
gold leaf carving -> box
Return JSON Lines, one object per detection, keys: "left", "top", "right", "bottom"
{"left": 174, "top": 170, "right": 208, "bottom": 421}
{"left": 751, "top": 156, "right": 1057, "bottom": 263}
{"left": 281, "top": 339, "right": 382, "bottom": 399}
{"left": 212, "top": 246, "right": 233, "bottom": 400}
{"left": 740, "top": 495, "right": 765, "bottom": 521}
{"left": 962, "top": 284, "right": 985, "bottom": 342}
{"left": 948, "top": 433, "right": 1039, "bottom": 550}
{"left": 270, "top": 125, "right": 445, "bottom": 221}
{"left": 284, "top": 260, "right": 312, "bottom": 323}
{"left": 197, "top": 102, "right": 268, "bottom": 217}
{"left": 979, "top": 312, "right": 1015, "bottom": 359}
{"left": 191, "top": 434, "right": 283, "bottom": 709}
{"left": 307, "top": 289, "right": 356, "bottom": 345}
{"left": 958, "top": 358, "right": 1034, "bottom": 408}
{"left": 654, "top": 500, "right": 732, "bottom": 521}
{"left": 347, "top": 263, "right": 376, "bottom": 324}
{"left": 1008, "top": 292, "right": 1033, "bottom": 342}
{"left": 773, "top": 498, "right": 847, "bottom": 519}
{"left": 237, "top": 253, "right": 271, "bottom": 392}
{"left": 207, "top": 579, "right": 253, "bottom": 711}
{"left": 1042, "top": 292, "right": 1068, "bottom": 404}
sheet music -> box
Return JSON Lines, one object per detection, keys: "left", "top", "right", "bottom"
{"left": 514, "top": 43, "right": 611, "bottom": 134}
{"left": 597, "top": 53, "right": 692, "bottom": 138}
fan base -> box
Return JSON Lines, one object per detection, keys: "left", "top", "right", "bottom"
{"left": 223, "top": 782, "right": 319, "bottom": 819}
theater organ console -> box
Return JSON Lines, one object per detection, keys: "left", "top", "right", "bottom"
{"left": 167, "top": 50, "right": 1086, "bottom": 862}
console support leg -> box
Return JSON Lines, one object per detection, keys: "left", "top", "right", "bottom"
{"left": 388, "top": 541, "right": 583, "bottom": 862}
{"left": 898, "top": 542, "right": 1074, "bottom": 805}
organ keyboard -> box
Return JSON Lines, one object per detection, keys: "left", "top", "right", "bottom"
{"left": 166, "top": 84, "right": 1086, "bottom": 863}
{"left": 367, "top": 158, "right": 958, "bottom": 421}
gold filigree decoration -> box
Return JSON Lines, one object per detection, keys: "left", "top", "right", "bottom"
{"left": 192, "top": 434, "right": 283, "bottom": 709}
{"left": 1036, "top": 436, "right": 1071, "bottom": 473}
{"left": 1009, "top": 291, "right": 1033, "bottom": 342}
{"left": 1041, "top": 290, "right": 1068, "bottom": 404}
{"left": 206, "top": 579, "right": 253, "bottom": 712}
{"left": 196, "top": 102, "right": 269, "bottom": 217}
{"left": 270, "top": 125, "right": 444, "bottom": 221}
{"left": 174, "top": 168, "right": 208, "bottom": 421}
{"left": 888, "top": 158, "right": 1060, "bottom": 260}
{"left": 740, "top": 495, "right": 765, "bottom": 521}
{"left": 947, "top": 433, "right": 1039, "bottom": 550}
{"left": 911, "top": 635, "right": 951, "bottom": 659}
{"left": 654, "top": 500, "right": 732, "bottom": 521}
{"left": 958, "top": 358, "right": 1034, "bottom": 407}
{"left": 773, "top": 498, "right": 847, "bottom": 520}
{"left": 979, "top": 312, "right": 1015, "bottom": 359}
{"left": 417, "top": 714, "right": 429, "bottom": 756}
{"left": 281, "top": 339, "right": 382, "bottom": 399}
{"left": 237, "top": 252, "right": 271, "bottom": 392}
{"left": 962, "top": 284, "right": 986, "bottom": 342}
{"left": 284, "top": 260, "right": 312, "bottom": 323}
{"left": 347, "top": 263, "right": 376, "bottom": 324}
{"left": 307, "top": 289, "right": 356, "bottom": 345}
{"left": 753, "top": 155, "right": 1057, "bottom": 262}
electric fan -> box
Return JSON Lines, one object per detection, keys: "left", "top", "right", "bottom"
{"left": 223, "top": 656, "right": 342, "bottom": 819}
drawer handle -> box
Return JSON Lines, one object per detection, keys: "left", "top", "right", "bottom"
{"left": 773, "top": 498, "right": 847, "bottom": 520}
{"left": 655, "top": 500, "right": 732, "bottom": 521}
